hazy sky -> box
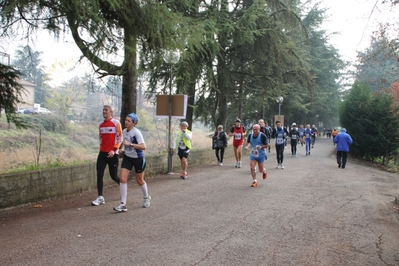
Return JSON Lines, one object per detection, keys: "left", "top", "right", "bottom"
{"left": 321, "top": 0, "right": 396, "bottom": 62}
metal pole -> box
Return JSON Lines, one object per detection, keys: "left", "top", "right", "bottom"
{"left": 278, "top": 103, "right": 281, "bottom": 121}
{"left": 167, "top": 66, "right": 173, "bottom": 174}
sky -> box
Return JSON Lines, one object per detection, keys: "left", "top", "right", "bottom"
{"left": 321, "top": 0, "right": 396, "bottom": 62}
{"left": 1, "top": 0, "right": 396, "bottom": 81}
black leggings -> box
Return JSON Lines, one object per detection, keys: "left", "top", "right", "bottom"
{"left": 215, "top": 148, "right": 225, "bottom": 163}
{"left": 291, "top": 140, "right": 298, "bottom": 155}
{"left": 275, "top": 144, "right": 285, "bottom": 164}
{"left": 96, "top": 152, "right": 120, "bottom": 196}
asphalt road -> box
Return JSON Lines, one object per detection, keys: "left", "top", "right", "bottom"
{"left": 1, "top": 137, "right": 399, "bottom": 266}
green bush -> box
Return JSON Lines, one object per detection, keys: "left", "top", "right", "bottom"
{"left": 339, "top": 81, "right": 399, "bottom": 164}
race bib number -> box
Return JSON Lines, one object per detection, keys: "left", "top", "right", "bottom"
{"left": 305, "top": 133, "right": 310, "bottom": 138}
{"left": 251, "top": 147, "right": 259, "bottom": 157}
{"left": 179, "top": 141, "right": 184, "bottom": 146}
{"left": 276, "top": 137, "right": 284, "bottom": 145}
{"left": 291, "top": 135, "right": 297, "bottom": 140}
{"left": 235, "top": 133, "right": 242, "bottom": 140}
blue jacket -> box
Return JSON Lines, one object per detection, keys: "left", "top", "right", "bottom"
{"left": 334, "top": 129, "right": 353, "bottom": 152}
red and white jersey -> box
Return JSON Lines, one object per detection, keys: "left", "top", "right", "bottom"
{"left": 99, "top": 118, "right": 123, "bottom": 153}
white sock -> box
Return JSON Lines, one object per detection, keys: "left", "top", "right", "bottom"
{"left": 254, "top": 179, "right": 257, "bottom": 182}
{"left": 141, "top": 182, "right": 149, "bottom": 198}
{"left": 120, "top": 183, "right": 127, "bottom": 205}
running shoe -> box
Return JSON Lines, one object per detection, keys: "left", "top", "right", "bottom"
{"left": 180, "top": 173, "right": 187, "bottom": 179}
{"left": 91, "top": 196, "right": 105, "bottom": 206}
{"left": 143, "top": 196, "right": 151, "bottom": 208}
{"left": 235, "top": 162, "right": 239, "bottom": 168}
{"left": 113, "top": 203, "right": 127, "bottom": 212}
{"left": 238, "top": 161, "right": 242, "bottom": 168}
{"left": 251, "top": 181, "right": 258, "bottom": 187}
{"left": 219, "top": 162, "right": 223, "bottom": 166}
{"left": 281, "top": 164, "right": 285, "bottom": 169}
{"left": 263, "top": 169, "right": 268, "bottom": 179}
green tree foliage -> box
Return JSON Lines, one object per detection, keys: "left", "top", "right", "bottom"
{"left": 0, "top": 0, "right": 197, "bottom": 125}
{"left": 145, "top": 0, "right": 323, "bottom": 130}
{"left": 12, "top": 45, "right": 46, "bottom": 104}
{"left": 355, "top": 36, "right": 399, "bottom": 93}
{"left": 339, "top": 81, "right": 399, "bottom": 163}
{"left": 45, "top": 76, "right": 90, "bottom": 116}
{"left": 0, "top": 63, "right": 27, "bottom": 128}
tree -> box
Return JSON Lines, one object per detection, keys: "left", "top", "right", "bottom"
{"left": 0, "top": 0, "right": 196, "bottom": 125}
{"left": 144, "top": 0, "right": 318, "bottom": 130}
{"left": 0, "top": 63, "right": 27, "bottom": 128}
{"left": 45, "top": 76, "right": 90, "bottom": 116}
{"left": 12, "top": 45, "right": 46, "bottom": 104}
{"left": 355, "top": 36, "right": 399, "bottom": 93}
{"left": 339, "top": 81, "right": 399, "bottom": 163}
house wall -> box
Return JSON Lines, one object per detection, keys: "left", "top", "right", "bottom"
{"left": 17, "top": 79, "right": 35, "bottom": 107}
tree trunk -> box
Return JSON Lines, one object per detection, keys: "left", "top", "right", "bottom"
{"left": 186, "top": 81, "right": 196, "bottom": 129}
{"left": 120, "top": 29, "right": 137, "bottom": 126}
{"left": 216, "top": 53, "right": 228, "bottom": 129}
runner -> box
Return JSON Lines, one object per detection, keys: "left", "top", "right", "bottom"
{"left": 212, "top": 125, "right": 228, "bottom": 166}
{"left": 244, "top": 124, "right": 269, "bottom": 187}
{"left": 332, "top": 128, "right": 338, "bottom": 145}
{"left": 298, "top": 124, "right": 305, "bottom": 147}
{"left": 311, "top": 124, "right": 318, "bottom": 148}
{"left": 113, "top": 113, "right": 150, "bottom": 212}
{"left": 289, "top": 123, "right": 300, "bottom": 156}
{"left": 174, "top": 121, "right": 192, "bottom": 179}
{"left": 271, "top": 120, "right": 289, "bottom": 169}
{"left": 333, "top": 128, "right": 353, "bottom": 169}
{"left": 304, "top": 124, "right": 314, "bottom": 156}
{"left": 265, "top": 121, "right": 272, "bottom": 153}
{"left": 229, "top": 119, "right": 245, "bottom": 168}
{"left": 91, "top": 105, "right": 122, "bottom": 206}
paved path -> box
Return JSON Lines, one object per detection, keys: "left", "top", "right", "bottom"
{"left": 1, "top": 138, "right": 399, "bottom": 266}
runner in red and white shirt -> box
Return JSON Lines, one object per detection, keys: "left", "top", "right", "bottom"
{"left": 91, "top": 105, "right": 123, "bottom": 206}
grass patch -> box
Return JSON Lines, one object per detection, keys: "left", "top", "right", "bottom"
{"left": 0, "top": 116, "right": 214, "bottom": 174}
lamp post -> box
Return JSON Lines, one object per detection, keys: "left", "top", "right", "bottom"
{"left": 164, "top": 50, "right": 180, "bottom": 174}
{"left": 276, "top": 96, "right": 284, "bottom": 121}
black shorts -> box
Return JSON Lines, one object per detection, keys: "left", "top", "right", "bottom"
{"left": 121, "top": 155, "right": 146, "bottom": 173}
{"left": 178, "top": 147, "right": 190, "bottom": 159}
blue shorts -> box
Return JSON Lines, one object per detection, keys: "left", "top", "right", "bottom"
{"left": 249, "top": 154, "right": 267, "bottom": 163}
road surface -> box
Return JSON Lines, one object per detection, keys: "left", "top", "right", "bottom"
{"left": 1, "top": 137, "right": 398, "bottom": 265}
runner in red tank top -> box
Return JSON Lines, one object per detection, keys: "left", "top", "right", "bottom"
{"left": 229, "top": 119, "right": 245, "bottom": 168}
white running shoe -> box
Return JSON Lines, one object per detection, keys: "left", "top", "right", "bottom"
{"left": 113, "top": 202, "right": 127, "bottom": 212}
{"left": 238, "top": 161, "right": 242, "bottom": 168}
{"left": 114, "top": 202, "right": 127, "bottom": 212}
{"left": 91, "top": 196, "right": 105, "bottom": 206}
{"left": 143, "top": 196, "right": 151, "bottom": 208}
{"left": 219, "top": 162, "right": 223, "bottom": 166}
{"left": 281, "top": 164, "right": 285, "bottom": 169}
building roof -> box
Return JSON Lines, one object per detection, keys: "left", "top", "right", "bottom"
{"left": 17, "top": 78, "right": 36, "bottom": 87}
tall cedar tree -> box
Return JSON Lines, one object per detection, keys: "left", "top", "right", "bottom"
{"left": 0, "top": 0, "right": 196, "bottom": 126}
{"left": 0, "top": 63, "right": 27, "bottom": 128}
